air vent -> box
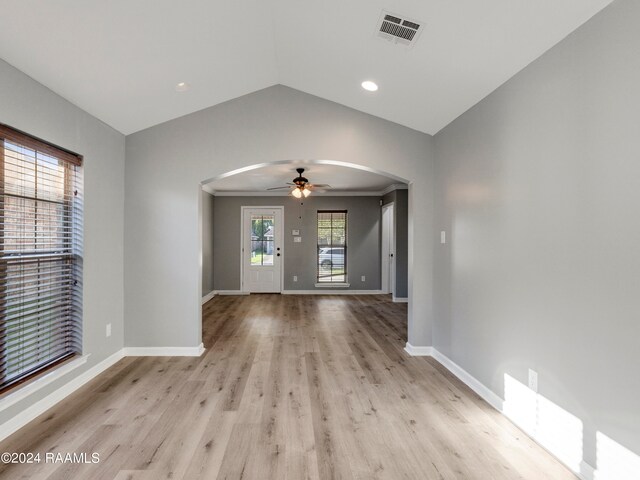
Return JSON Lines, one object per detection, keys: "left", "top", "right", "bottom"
{"left": 376, "top": 10, "right": 423, "bottom": 47}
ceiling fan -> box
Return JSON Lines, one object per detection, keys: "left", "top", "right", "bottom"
{"left": 267, "top": 168, "right": 331, "bottom": 198}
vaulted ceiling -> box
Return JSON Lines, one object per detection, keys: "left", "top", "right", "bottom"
{"left": 0, "top": 0, "right": 613, "bottom": 135}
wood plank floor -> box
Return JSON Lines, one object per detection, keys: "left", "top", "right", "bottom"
{"left": 0, "top": 294, "right": 576, "bottom": 479}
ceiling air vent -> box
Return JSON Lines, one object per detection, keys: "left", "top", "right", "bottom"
{"left": 376, "top": 10, "right": 423, "bottom": 48}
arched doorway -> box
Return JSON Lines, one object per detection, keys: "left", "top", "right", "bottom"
{"left": 198, "top": 159, "right": 416, "bottom": 347}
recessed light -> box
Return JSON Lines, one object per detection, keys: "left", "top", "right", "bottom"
{"left": 361, "top": 80, "right": 378, "bottom": 92}
{"left": 175, "top": 82, "right": 190, "bottom": 92}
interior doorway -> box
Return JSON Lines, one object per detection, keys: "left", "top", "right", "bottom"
{"left": 381, "top": 202, "right": 395, "bottom": 295}
{"left": 241, "top": 206, "right": 284, "bottom": 293}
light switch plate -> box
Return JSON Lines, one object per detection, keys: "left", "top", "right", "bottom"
{"left": 440, "top": 231, "right": 446, "bottom": 244}
{"left": 292, "top": 229, "right": 300, "bottom": 236}
{"left": 294, "top": 237, "right": 302, "bottom": 243}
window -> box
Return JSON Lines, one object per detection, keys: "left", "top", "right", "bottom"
{"left": 0, "top": 124, "right": 83, "bottom": 392}
{"left": 250, "top": 214, "right": 275, "bottom": 266}
{"left": 317, "top": 210, "right": 347, "bottom": 283}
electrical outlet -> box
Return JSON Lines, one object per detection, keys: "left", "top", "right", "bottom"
{"left": 528, "top": 369, "right": 538, "bottom": 393}
{"left": 361, "top": 275, "right": 366, "bottom": 282}
{"left": 106, "top": 323, "right": 112, "bottom": 338}
{"left": 293, "top": 275, "right": 298, "bottom": 282}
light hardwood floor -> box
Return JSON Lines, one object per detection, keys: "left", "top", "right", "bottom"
{"left": 0, "top": 294, "right": 576, "bottom": 479}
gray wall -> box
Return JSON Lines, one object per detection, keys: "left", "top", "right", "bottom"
{"left": 125, "top": 85, "right": 435, "bottom": 348}
{"left": 201, "top": 191, "right": 215, "bottom": 295}
{"left": 212, "top": 196, "right": 381, "bottom": 291}
{"left": 382, "top": 189, "right": 408, "bottom": 298}
{"left": 434, "top": 0, "right": 640, "bottom": 467}
{"left": 0, "top": 59, "right": 125, "bottom": 423}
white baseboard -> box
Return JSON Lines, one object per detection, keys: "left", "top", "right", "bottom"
{"left": 392, "top": 296, "right": 408, "bottom": 303}
{"left": 0, "top": 355, "right": 89, "bottom": 413}
{"left": 201, "top": 290, "right": 216, "bottom": 304}
{"left": 0, "top": 349, "right": 124, "bottom": 442}
{"left": 0, "top": 342, "right": 207, "bottom": 443}
{"left": 283, "top": 289, "right": 383, "bottom": 295}
{"left": 413, "top": 347, "right": 597, "bottom": 480}
{"left": 430, "top": 349, "right": 504, "bottom": 411}
{"left": 0, "top": 338, "right": 600, "bottom": 480}
{"left": 578, "top": 460, "right": 595, "bottom": 480}
{"left": 404, "top": 342, "right": 433, "bottom": 356}
{"left": 214, "top": 290, "right": 249, "bottom": 295}
{"left": 123, "top": 343, "right": 205, "bottom": 357}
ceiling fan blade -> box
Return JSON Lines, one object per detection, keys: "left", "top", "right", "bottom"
{"left": 266, "top": 186, "right": 293, "bottom": 191}
{"left": 309, "top": 184, "right": 331, "bottom": 188}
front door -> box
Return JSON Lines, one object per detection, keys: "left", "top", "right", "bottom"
{"left": 242, "top": 207, "right": 283, "bottom": 293}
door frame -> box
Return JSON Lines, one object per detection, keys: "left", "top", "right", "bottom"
{"left": 381, "top": 202, "right": 395, "bottom": 295}
{"left": 240, "top": 205, "right": 285, "bottom": 293}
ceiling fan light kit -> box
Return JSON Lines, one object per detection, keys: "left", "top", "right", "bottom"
{"left": 267, "top": 167, "right": 330, "bottom": 199}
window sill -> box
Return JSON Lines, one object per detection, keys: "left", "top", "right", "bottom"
{"left": 0, "top": 354, "right": 89, "bottom": 413}
{"left": 315, "top": 283, "right": 350, "bottom": 288}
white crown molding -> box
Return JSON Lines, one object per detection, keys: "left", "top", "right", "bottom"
{"left": 380, "top": 183, "right": 409, "bottom": 196}
{"left": 123, "top": 343, "right": 205, "bottom": 357}
{"left": 212, "top": 191, "right": 397, "bottom": 197}
{"left": 207, "top": 183, "right": 409, "bottom": 197}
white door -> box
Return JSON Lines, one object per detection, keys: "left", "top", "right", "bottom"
{"left": 242, "top": 207, "right": 283, "bottom": 293}
{"left": 381, "top": 203, "right": 395, "bottom": 295}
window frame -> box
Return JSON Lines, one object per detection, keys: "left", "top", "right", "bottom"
{"left": 316, "top": 210, "right": 348, "bottom": 286}
{"left": 0, "top": 123, "right": 83, "bottom": 395}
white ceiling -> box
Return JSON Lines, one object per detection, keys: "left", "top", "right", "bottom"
{"left": 0, "top": 0, "right": 613, "bottom": 135}
{"left": 203, "top": 163, "right": 405, "bottom": 195}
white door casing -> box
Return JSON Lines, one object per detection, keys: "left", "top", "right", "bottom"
{"left": 381, "top": 203, "right": 395, "bottom": 295}
{"left": 242, "top": 206, "right": 283, "bottom": 293}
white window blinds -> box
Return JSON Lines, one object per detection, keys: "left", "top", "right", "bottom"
{"left": 317, "top": 210, "right": 347, "bottom": 283}
{"left": 0, "top": 124, "right": 83, "bottom": 392}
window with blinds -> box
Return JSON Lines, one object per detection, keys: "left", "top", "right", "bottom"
{"left": 0, "top": 124, "right": 83, "bottom": 392}
{"left": 317, "top": 210, "right": 347, "bottom": 283}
